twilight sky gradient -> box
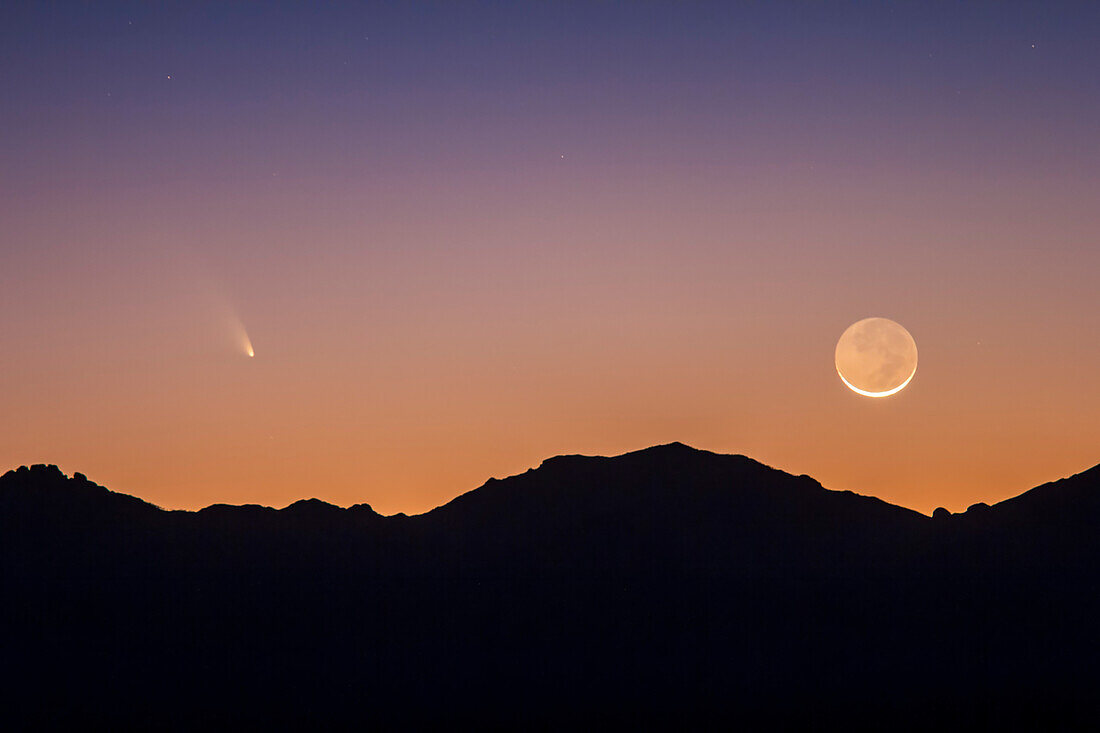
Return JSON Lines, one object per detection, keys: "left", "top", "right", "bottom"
{"left": 3, "top": 2, "right": 1099, "bottom": 515}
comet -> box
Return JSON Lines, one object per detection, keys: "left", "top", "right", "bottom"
{"left": 239, "top": 326, "right": 255, "bottom": 358}
{"left": 173, "top": 249, "right": 257, "bottom": 360}
{"left": 226, "top": 311, "right": 255, "bottom": 359}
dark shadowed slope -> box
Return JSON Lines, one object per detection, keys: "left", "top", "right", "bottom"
{"left": 2, "top": 445, "right": 1099, "bottom": 727}
{"left": 418, "top": 443, "right": 930, "bottom": 574}
{"left": 964, "top": 461, "right": 1100, "bottom": 532}
{"left": 1, "top": 443, "right": 933, "bottom": 576}
{"left": 934, "top": 460, "right": 1100, "bottom": 567}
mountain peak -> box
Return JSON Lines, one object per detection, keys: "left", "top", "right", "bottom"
{"left": 2, "top": 463, "right": 68, "bottom": 485}
{"left": 635, "top": 441, "right": 703, "bottom": 454}
{"left": 0, "top": 463, "right": 160, "bottom": 520}
{"left": 282, "top": 497, "right": 341, "bottom": 515}
{"left": 423, "top": 441, "right": 929, "bottom": 569}
{"left": 537, "top": 441, "right": 715, "bottom": 470}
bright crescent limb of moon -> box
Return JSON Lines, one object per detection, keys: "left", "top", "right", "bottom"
{"left": 836, "top": 363, "right": 916, "bottom": 398}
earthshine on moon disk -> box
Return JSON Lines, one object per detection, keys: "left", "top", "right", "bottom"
{"left": 834, "top": 317, "right": 918, "bottom": 398}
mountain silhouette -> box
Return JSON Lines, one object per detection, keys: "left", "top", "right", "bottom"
{"left": 2, "top": 444, "right": 1098, "bottom": 727}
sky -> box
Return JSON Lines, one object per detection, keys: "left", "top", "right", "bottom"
{"left": 2, "top": 1, "right": 1099, "bottom": 516}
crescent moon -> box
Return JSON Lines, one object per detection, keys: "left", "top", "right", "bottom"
{"left": 834, "top": 317, "right": 918, "bottom": 398}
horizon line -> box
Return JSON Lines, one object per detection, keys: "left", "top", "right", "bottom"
{"left": 4, "top": 442, "right": 1097, "bottom": 520}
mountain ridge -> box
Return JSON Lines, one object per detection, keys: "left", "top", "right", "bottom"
{"left": 8, "top": 441, "right": 1094, "bottom": 519}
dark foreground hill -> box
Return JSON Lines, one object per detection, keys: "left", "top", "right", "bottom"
{"left": 2, "top": 444, "right": 1098, "bottom": 727}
